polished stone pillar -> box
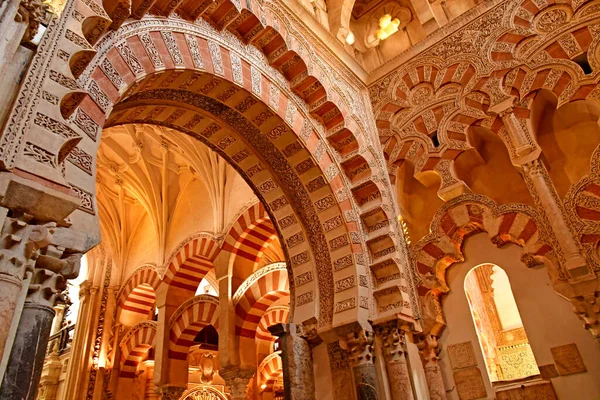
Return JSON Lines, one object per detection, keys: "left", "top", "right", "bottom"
{"left": 62, "top": 281, "right": 100, "bottom": 400}
{"left": 521, "top": 159, "right": 588, "bottom": 275}
{"left": 342, "top": 330, "right": 379, "bottom": 400}
{"left": 376, "top": 323, "right": 414, "bottom": 400}
{"left": 0, "top": 214, "right": 51, "bottom": 364}
{"left": 497, "top": 106, "right": 588, "bottom": 277}
{"left": 0, "top": 301, "right": 55, "bottom": 399}
{"left": 268, "top": 323, "right": 317, "bottom": 400}
{"left": 0, "top": 273, "right": 22, "bottom": 362}
{"left": 417, "top": 335, "right": 445, "bottom": 400}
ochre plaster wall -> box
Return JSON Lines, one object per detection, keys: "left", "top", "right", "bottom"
{"left": 440, "top": 233, "right": 600, "bottom": 400}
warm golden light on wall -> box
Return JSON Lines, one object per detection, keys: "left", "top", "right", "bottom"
{"left": 43, "top": 0, "right": 67, "bottom": 15}
{"left": 346, "top": 32, "right": 355, "bottom": 45}
{"left": 376, "top": 14, "right": 400, "bottom": 40}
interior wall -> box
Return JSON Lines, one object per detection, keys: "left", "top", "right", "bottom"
{"left": 124, "top": 215, "right": 160, "bottom": 278}
{"left": 454, "top": 127, "right": 534, "bottom": 206}
{"left": 223, "top": 174, "right": 257, "bottom": 233}
{"left": 166, "top": 179, "right": 216, "bottom": 255}
{"left": 396, "top": 162, "right": 443, "bottom": 242}
{"left": 535, "top": 99, "right": 600, "bottom": 198}
{"left": 439, "top": 233, "right": 600, "bottom": 400}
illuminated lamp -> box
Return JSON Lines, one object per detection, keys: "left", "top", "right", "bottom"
{"left": 346, "top": 32, "right": 355, "bottom": 45}
{"left": 376, "top": 14, "right": 400, "bottom": 41}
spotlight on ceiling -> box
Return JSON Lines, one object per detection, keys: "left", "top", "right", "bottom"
{"left": 346, "top": 31, "right": 355, "bottom": 45}
{"left": 376, "top": 14, "right": 400, "bottom": 41}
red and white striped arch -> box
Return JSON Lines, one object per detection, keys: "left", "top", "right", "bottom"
{"left": 163, "top": 234, "right": 220, "bottom": 297}
{"left": 223, "top": 202, "right": 279, "bottom": 266}
{"left": 258, "top": 352, "right": 283, "bottom": 393}
{"left": 256, "top": 306, "right": 290, "bottom": 360}
{"left": 117, "top": 266, "right": 160, "bottom": 322}
{"left": 119, "top": 321, "right": 157, "bottom": 378}
{"left": 233, "top": 263, "right": 290, "bottom": 339}
{"left": 168, "top": 294, "right": 219, "bottom": 360}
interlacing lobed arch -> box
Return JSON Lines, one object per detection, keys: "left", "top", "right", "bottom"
{"left": 413, "top": 195, "right": 559, "bottom": 335}
{"left": 370, "top": 0, "right": 600, "bottom": 198}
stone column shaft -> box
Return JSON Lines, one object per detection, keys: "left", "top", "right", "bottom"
{"left": 377, "top": 324, "right": 414, "bottom": 400}
{"left": 522, "top": 159, "right": 589, "bottom": 275}
{"left": 499, "top": 108, "right": 588, "bottom": 276}
{"left": 417, "top": 335, "right": 445, "bottom": 400}
{"left": 342, "top": 330, "right": 379, "bottom": 400}
{"left": 268, "top": 323, "right": 317, "bottom": 400}
{"left": 0, "top": 302, "right": 55, "bottom": 400}
{"left": 0, "top": 273, "right": 22, "bottom": 362}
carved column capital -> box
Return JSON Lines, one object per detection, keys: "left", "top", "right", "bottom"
{"left": 155, "top": 385, "right": 186, "bottom": 400}
{"left": 375, "top": 321, "right": 406, "bottom": 362}
{"left": 416, "top": 334, "right": 440, "bottom": 364}
{"left": 341, "top": 330, "right": 375, "bottom": 367}
{"left": 571, "top": 292, "right": 600, "bottom": 338}
{"left": 17, "top": 0, "right": 45, "bottom": 42}
{"left": 496, "top": 107, "right": 535, "bottom": 158}
{"left": 220, "top": 366, "right": 254, "bottom": 399}
{"left": 497, "top": 106, "right": 514, "bottom": 119}
{"left": 522, "top": 158, "right": 546, "bottom": 178}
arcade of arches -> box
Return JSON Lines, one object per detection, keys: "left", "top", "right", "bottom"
{"left": 0, "top": 0, "right": 599, "bottom": 399}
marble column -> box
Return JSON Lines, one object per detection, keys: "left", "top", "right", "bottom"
{"left": 0, "top": 214, "right": 53, "bottom": 364}
{"left": 62, "top": 281, "right": 100, "bottom": 400}
{"left": 268, "top": 323, "right": 317, "bottom": 400}
{"left": 497, "top": 107, "right": 588, "bottom": 277}
{"left": 417, "top": 335, "right": 445, "bottom": 400}
{"left": 0, "top": 301, "right": 56, "bottom": 400}
{"left": 376, "top": 322, "right": 414, "bottom": 400}
{"left": 0, "top": 273, "right": 22, "bottom": 362}
{"left": 342, "top": 330, "right": 379, "bottom": 400}
{"left": 521, "top": 159, "right": 588, "bottom": 275}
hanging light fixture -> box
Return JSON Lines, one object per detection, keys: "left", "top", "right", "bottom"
{"left": 376, "top": 14, "right": 400, "bottom": 41}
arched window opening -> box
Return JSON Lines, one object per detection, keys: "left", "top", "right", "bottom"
{"left": 464, "top": 264, "right": 540, "bottom": 383}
